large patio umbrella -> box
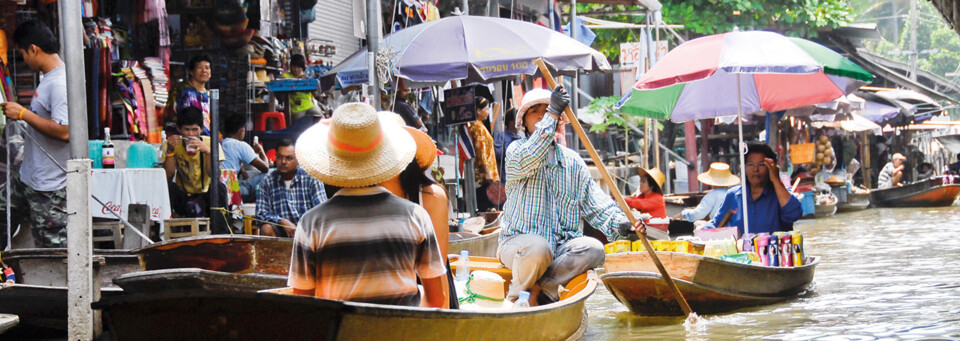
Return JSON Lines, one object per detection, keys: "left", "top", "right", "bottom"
{"left": 615, "top": 30, "right": 873, "bottom": 234}
{"left": 324, "top": 15, "right": 611, "bottom": 88}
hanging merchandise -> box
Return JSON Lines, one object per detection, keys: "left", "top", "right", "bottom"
{"left": 215, "top": 0, "right": 254, "bottom": 48}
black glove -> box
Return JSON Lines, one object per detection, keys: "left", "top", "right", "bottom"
{"left": 547, "top": 85, "right": 570, "bottom": 116}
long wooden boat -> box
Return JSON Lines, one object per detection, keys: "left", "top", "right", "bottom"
{"left": 97, "top": 260, "right": 598, "bottom": 341}
{"left": 135, "top": 235, "right": 292, "bottom": 274}
{"left": 0, "top": 314, "right": 18, "bottom": 335}
{"left": 871, "top": 177, "right": 960, "bottom": 207}
{"left": 837, "top": 192, "right": 870, "bottom": 212}
{"left": 601, "top": 251, "right": 819, "bottom": 316}
{"left": 0, "top": 249, "right": 139, "bottom": 336}
{"left": 113, "top": 268, "right": 287, "bottom": 294}
{"left": 448, "top": 228, "right": 500, "bottom": 258}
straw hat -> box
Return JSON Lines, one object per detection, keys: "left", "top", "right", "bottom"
{"left": 296, "top": 103, "right": 416, "bottom": 188}
{"left": 697, "top": 163, "right": 741, "bottom": 187}
{"left": 458, "top": 270, "right": 512, "bottom": 311}
{"left": 379, "top": 111, "right": 437, "bottom": 169}
{"left": 638, "top": 167, "right": 666, "bottom": 191}
{"left": 515, "top": 89, "right": 552, "bottom": 129}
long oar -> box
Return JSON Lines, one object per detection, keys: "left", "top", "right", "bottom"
{"left": 535, "top": 59, "right": 695, "bottom": 317}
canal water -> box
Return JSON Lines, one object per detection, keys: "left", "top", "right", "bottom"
{"left": 583, "top": 206, "right": 960, "bottom": 340}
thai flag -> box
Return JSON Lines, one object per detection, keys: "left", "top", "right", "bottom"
{"left": 458, "top": 127, "right": 475, "bottom": 161}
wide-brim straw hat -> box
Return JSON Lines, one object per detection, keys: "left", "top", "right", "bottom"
{"left": 638, "top": 167, "right": 666, "bottom": 191}
{"left": 697, "top": 162, "right": 741, "bottom": 187}
{"left": 458, "top": 270, "right": 512, "bottom": 311}
{"left": 296, "top": 103, "right": 416, "bottom": 188}
{"left": 405, "top": 127, "right": 438, "bottom": 168}
{"left": 515, "top": 88, "right": 552, "bottom": 129}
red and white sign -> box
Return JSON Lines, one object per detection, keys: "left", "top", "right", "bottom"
{"left": 619, "top": 42, "right": 643, "bottom": 68}
{"left": 655, "top": 40, "right": 669, "bottom": 61}
{"left": 90, "top": 169, "right": 172, "bottom": 222}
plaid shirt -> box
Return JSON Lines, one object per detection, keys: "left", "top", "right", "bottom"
{"left": 256, "top": 168, "right": 327, "bottom": 225}
{"left": 501, "top": 115, "right": 629, "bottom": 251}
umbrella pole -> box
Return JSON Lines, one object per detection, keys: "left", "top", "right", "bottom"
{"left": 535, "top": 59, "right": 695, "bottom": 317}
{"left": 737, "top": 74, "right": 750, "bottom": 235}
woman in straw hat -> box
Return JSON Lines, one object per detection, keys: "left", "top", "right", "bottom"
{"left": 287, "top": 103, "right": 447, "bottom": 308}
{"left": 678, "top": 163, "right": 741, "bottom": 223}
{"left": 625, "top": 167, "right": 668, "bottom": 222}
{"left": 380, "top": 121, "right": 455, "bottom": 308}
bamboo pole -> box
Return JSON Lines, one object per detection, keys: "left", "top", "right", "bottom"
{"left": 535, "top": 59, "right": 694, "bottom": 316}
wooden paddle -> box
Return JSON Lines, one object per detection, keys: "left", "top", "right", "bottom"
{"left": 535, "top": 59, "right": 695, "bottom": 317}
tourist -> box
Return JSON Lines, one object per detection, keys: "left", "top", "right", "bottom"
{"left": 499, "top": 86, "right": 645, "bottom": 306}
{"left": 467, "top": 96, "right": 500, "bottom": 211}
{"left": 678, "top": 163, "right": 740, "bottom": 222}
{"left": 624, "top": 167, "right": 668, "bottom": 221}
{"left": 288, "top": 103, "right": 446, "bottom": 308}
{"left": 255, "top": 139, "right": 327, "bottom": 238}
{"left": 493, "top": 107, "right": 521, "bottom": 183}
{"left": 705, "top": 143, "right": 802, "bottom": 235}
{"left": 878, "top": 153, "right": 906, "bottom": 189}
{"left": 164, "top": 107, "right": 226, "bottom": 225}
{"left": 0, "top": 20, "right": 69, "bottom": 248}
{"left": 379, "top": 122, "right": 454, "bottom": 307}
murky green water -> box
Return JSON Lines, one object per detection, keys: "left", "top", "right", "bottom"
{"left": 583, "top": 206, "right": 960, "bottom": 340}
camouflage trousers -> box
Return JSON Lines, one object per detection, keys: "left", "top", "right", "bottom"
{"left": 0, "top": 171, "right": 68, "bottom": 248}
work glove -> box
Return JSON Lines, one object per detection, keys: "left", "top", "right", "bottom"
{"left": 547, "top": 85, "right": 570, "bottom": 116}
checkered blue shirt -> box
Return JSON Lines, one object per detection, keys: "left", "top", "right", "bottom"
{"left": 256, "top": 168, "right": 327, "bottom": 225}
{"left": 500, "top": 115, "right": 629, "bottom": 251}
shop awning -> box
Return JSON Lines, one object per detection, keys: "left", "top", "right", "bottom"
{"left": 935, "top": 135, "right": 960, "bottom": 154}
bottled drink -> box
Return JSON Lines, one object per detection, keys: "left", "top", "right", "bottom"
{"left": 102, "top": 127, "right": 115, "bottom": 169}
{"left": 456, "top": 250, "right": 470, "bottom": 282}
{"left": 513, "top": 291, "right": 531, "bottom": 309}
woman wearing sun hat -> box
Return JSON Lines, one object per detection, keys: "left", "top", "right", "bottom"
{"left": 679, "top": 162, "right": 741, "bottom": 223}
{"left": 288, "top": 102, "right": 447, "bottom": 308}
{"left": 625, "top": 167, "right": 668, "bottom": 221}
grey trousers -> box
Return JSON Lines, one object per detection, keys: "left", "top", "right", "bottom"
{"left": 497, "top": 234, "right": 604, "bottom": 302}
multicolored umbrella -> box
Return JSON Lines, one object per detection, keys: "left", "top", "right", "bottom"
{"left": 325, "top": 15, "right": 610, "bottom": 87}
{"left": 617, "top": 31, "right": 873, "bottom": 122}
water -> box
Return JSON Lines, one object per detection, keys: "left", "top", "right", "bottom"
{"left": 584, "top": 207, "right": 960, "bottom": 340}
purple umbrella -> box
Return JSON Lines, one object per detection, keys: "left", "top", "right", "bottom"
{"left": 325, "top": 15, "right": 610, "bottom": 87}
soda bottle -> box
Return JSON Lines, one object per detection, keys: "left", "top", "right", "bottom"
{"left": 102, "top": 127, "right": 115, "bottom": 169}
{"left": 513, "top": 291, "right": 531, "bottom": 310}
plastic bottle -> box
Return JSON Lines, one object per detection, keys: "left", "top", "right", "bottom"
{"left": 513, "top": 291, "right": 531, "bottom": 309}
{"left": 456, "top": 250, "right": 470, "bottom": 282}
{"left": 102, "top": 127, "right": 115, "bottom": 169}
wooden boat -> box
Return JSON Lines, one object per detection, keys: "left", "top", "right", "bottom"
{"left": 871, "top": 177, "right": 960, "bottom": 207}
{"left": 601, "top": 251, "right": 819, "bottom": 316}
{"left": 0, "top": 314, "right": 18, "bottom": 335}
{"left": 448, "top": 228, "right": 500, "bottom": 258}
{"left": 836, "top": 192, "right": 870, "bottom": 212}
{"left": 97, "top": 257, "right": 598, "bottom": 341}
{"left": 0, "top": 248, "right": 139, "bottom": 336}
{"left": 814, "top": 202, "right": 837, "bottom": 217}
{"left": 135, "top": 235, "right": 292, "bottom": 275}
{"left": 664, "top": 192, "right": 707, "bottom": 237}
{"left": 113, "top": 268, "right": 287, "bottom": 294}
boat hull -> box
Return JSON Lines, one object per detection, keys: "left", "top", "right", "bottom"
{"left": 135, "top": 235, "right": 292, "bottom": 275}
{"left": 602, "top": 252, "right": 818, "bottom": 315}
{"left": 97, "top": 272, "right": 598, "bottom": 341}
{"left": 837, "top": 193, "right": 870, "bottom": 212}
{"left": 871, "top": 177, "right": 960, "bottom": 207}
{"left": 113, "top": 268, "right": 287, "bottom": 294}
{"left": 448, "top": 229, "right": 500, "bottom": 258}
{"left": 814, "top": 203, "right": 837, "bottom": 217}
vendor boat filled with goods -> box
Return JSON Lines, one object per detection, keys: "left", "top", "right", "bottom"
{"left": 837, "top": 187, "right": 871, "bottom": 212}
{"left": 601, "top": 232, "right": 818, "bottom": 316}
{"left": 870, "top": 176, "right": 960, "bottom": 207}
{"left": 118, "top": 235, "right": 293, "bottom": 294}
{"left": 96, "top": 256, "right": 598, "bottom": 341}
{"left": 0, "top": 248, "right": 139, "bottom": 336}
{"left": 814, "top": 193, "right": 838, "bottom": 217}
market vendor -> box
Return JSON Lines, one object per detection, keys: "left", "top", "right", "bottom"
{"left": 624, "top": 167, "right": 667, "bottom": 221}
{"left": 172, "top": 54, "right": 212, "bottom": 134}
{"left": 284, "top": 54, "right": 322, "bottom": 122}
{"left": 705, "top": 143, "right": 802, "bottom": 235}
{"left": 877, "top": 153, "right": 906, "bottom": 189}
{"left": 499, "top": 86, "right": 645, "bottom": 306}
{"left": 677, "top": 163, "right": 740, "bottom": 223}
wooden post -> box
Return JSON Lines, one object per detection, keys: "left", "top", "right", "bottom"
{"left": 535, "top": 59, "right": 694, "bottom": 316}
{"left": 684, "top": 121, "right": 698, "bottom": 192}
{"left": 862, "top": 132, "right": 872, "bottom": 188}
{"left": 124, "top": 204, "right": 152, "bottom": 249}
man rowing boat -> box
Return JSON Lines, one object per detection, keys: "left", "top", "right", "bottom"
{"left": 498, "top": 86, "right": 645, "bottom": 305}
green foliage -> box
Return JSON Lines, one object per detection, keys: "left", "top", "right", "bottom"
{"left": 860, "top": 0, "right": 960, "bottom": 79}
{"left": 581, "top": 0, "right": 854, "bottom": 61}
{"left": 584, "top": 96, "right": 662, "bottom": 133}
